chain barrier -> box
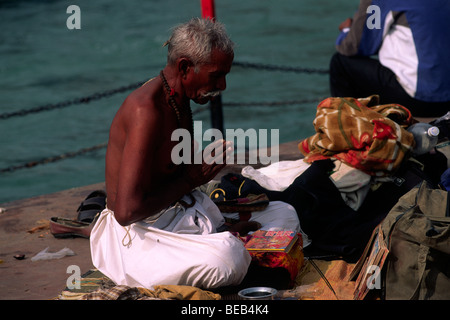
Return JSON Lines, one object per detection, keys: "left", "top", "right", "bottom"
{"left": 0, "top": 80, "right": 146, "bottom": 120}
{"left": 1, "top": 61, "right": 327, "bottom": 173}
{"left": 0, "top": 106, "right": 211, "bottom": 173}
{"left": 223, "top": 98, "right": 320, "bottom": 107}
{"left": 0, "top": 61, "right": 327, "bottom": 120}
{"left": 233, "top": 61, "right": 329, "bottom": 74}
{"left": 0, "top": 142, "right": 108, "bottom": 174}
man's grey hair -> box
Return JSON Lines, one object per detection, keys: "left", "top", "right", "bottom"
{"left": 165, "top": 18, "right": 234, "bottom": 71}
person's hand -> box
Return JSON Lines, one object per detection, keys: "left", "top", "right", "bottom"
{"left": 183, "top": 139, "right": 233, "bottom": 188}
{"left": 229, "top": 221, "right": 262, "bottom": 236}
{"left": 339, "top": 18, "right": 353, "bottom": 31}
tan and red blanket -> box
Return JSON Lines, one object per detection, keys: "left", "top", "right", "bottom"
{"left": 299, "top": 96, "right": 415, "bottom": 177}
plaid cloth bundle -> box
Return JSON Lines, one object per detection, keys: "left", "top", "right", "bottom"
{"left": 299, "top": 95, "right": 415, "bottom": 177}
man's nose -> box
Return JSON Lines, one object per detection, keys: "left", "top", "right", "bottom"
{"left": 217, "top": 76, "right": 227, "bottom": 91}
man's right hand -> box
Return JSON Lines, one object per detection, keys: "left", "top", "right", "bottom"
{"left": 229, "top": 221, "right": 262, "bottom": 236}
{"left": 183, "top": 139, "right": 233, "bottom": 188}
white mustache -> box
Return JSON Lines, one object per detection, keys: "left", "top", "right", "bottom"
{"left": 201, "top": 91, "right": 222, "bottom": 98}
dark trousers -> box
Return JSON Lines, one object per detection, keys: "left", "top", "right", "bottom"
{"left": 329, "top": 52, "right": 450, "bottom": 117}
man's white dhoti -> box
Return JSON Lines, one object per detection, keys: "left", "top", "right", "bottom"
{"left": 90, "top": 190, "right": 300, "bottom": 289}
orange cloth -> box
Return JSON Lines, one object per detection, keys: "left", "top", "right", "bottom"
{"left": 308, "top": 260, "right": 356, "bottom": 300}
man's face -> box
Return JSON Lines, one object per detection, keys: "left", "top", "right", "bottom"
{"left": 183, "top": 48, "right": 234, "bottom": 105}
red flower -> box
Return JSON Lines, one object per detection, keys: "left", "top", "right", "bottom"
{"left": 350, "top": 132, "right": 371, "bottom": 149}
{"left": 372, "top": 120, "right": 397, "bottom": 140}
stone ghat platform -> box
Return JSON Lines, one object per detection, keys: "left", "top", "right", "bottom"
{"left": 0, "top": 141, "right": 304, "bottom": 300}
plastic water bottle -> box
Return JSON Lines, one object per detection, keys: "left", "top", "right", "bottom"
{"left": 407, "top": 123, "right": 440, "bottom": 156}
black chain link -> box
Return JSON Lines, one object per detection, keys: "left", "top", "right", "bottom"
{"left": 223, "top": 98, "right": 320, "bottom": 107}
{"left": 232, "top": 61, "right": 329, "bottom": 74}
{"left": 0, "top": 142, "right": 108, "bottom": 173}
{"left": 0, "top": 81, "right": 145, "bottom": 120}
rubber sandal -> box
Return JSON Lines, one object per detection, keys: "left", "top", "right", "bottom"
{"left": 76, "top": 190, "right": 106, "bottom": 223}
{"left": 77, "top": 206, "right": 104, "bottom": 223}
{"left": 49, "top": 217, "right": 93, "bottom": 239}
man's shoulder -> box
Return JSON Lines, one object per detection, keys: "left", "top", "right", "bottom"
{"left": 124, "top": 81, "right": 162, "bottom": 114}
{"left": 115, "top": 89, "right": 162, "bottom": 132}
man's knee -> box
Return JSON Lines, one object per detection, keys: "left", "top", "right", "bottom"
{"left": 205, "top": 239, "right": 250, "bottom": 270}
{"left": 329, "top": 52, "right": 345, "bottom": 72}
{"left": 199, "top": 241, "right": 251, "bottom": 288}
{"left": 329, "top": 52, "right": 346, "bottom": 96}
{"left": 250, "top": 201, "right": 300, "bottom": 232}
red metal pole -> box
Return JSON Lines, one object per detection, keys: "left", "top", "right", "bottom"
{"left": 200, "top": 0, "right": 224, "bottom": 132}
{"left": 201, "top": 0, "right": 216, "bottom": 20}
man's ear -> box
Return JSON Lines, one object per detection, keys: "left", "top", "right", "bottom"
{"left": 178, "top": 58, "right": 192, "bottom": 78}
